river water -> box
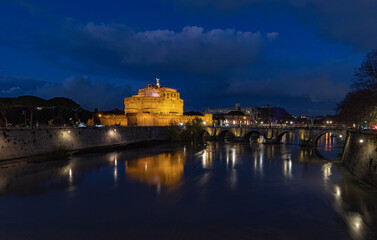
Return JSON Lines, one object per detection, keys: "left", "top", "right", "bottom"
{"left": 0, "top": 134, "right": 376, "bottom": 240}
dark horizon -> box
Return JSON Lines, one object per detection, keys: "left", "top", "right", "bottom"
{"left": 1, "top": 0, "right": 376, "bottom": 115}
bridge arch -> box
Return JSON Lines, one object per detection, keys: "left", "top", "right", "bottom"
{"left": 218, "top": 129, "right": 236, "bottom": 141}
{"left": 243, "top": 130, "right": 264, "bottom": 142}
{"left": 276, "top": 130, "right": 302, "bottom": 144}
{"left": 275, "top": 131, "right": 292, "bottom": 143}
{"left": 202, "top": 130, "right": 212, "bottom": 141}
{"left": 313, "top": 131, "right": 344, "bottom": 146}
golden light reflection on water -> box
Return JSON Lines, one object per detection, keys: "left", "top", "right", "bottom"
{"left": 202, "top": 150, "right": 208, "bottom": 168}
{"left": 283, "top": 159, "right": 292, "bottom": 178}
{"left": 125, "top": 152, "right": 184, "bottom": 186}
{"left": 326, "top": 179, "right": 367, "bottom": 239}
{"left": 251, "top": 144, "right": 264, "bottom": 174}
{"left": 322, "top": 163, "right": 332, "bottom": 181}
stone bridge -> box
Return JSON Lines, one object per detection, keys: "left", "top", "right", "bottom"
{"left": 203, "top": 126, "right": 346, "bottom": 147}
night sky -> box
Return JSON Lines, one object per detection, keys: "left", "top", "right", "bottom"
{"left": 0, "top": 0, "right": 375, "bottom": 115}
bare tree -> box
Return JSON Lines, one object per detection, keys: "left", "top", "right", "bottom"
{"left": 337, "top": 50, "right": 377, "bottom": 127}
{"left": 0, "top": 98, "right": 13, "bottom": 127}
{"left": 353, "top": 50, "right": 377, "bottom": 90}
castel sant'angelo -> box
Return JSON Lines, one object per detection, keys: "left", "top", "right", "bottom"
{"left": 95, "top": 79, "right": 212, "bottom": 126}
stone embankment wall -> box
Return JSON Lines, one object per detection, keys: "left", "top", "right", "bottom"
{"left": 342, "top": 130, "right": 377, "bottom": 188}
{"left": 0, "top": 127, "right": 167, "bottom": 160}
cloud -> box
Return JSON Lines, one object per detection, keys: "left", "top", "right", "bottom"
{"left": 170, "top": 0, "right": 258, "bottom": 10}
{"left": 172, "top": 0, "right": 377, "bottom": 51}
{"left": 288, "top": 0, "right": 377, "bottom": 51}
{"left": 35, "top": 76, "right": 132, "bottom": 111}
{"left": 213, "top": 73, "right": 349, "bottom": 115}
{"left": 28, "top": 23, "right": 274, "bottom": 81}
{"left": 0, "top": 75, "right": 132, "bottom": 111}
{"left": 0, "top": 75, "right": 46, "bottom": 96}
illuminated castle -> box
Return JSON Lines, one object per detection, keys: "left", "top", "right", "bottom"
{"left": 95, "top": 79, "right": 212, "bottom": 126}
{"left": 124, "top": 78, "right": 183, "bottom": 115}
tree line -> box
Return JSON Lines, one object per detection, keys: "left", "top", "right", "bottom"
{"left": 0, "top": 96, "right": 92, "bottom": 127}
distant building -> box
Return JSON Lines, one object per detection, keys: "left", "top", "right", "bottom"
{"left": 205, "top": 103, "right": 253, "bottom": 115}
{"left": 205, "top": 104, "right": 252, "bottom": 126}
{"left": 205, "top": 104, "right": 293, "bottom": 126}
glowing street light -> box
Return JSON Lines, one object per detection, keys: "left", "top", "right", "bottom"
{"left": 359, "top": 139, "right": 364, "bottom": 143}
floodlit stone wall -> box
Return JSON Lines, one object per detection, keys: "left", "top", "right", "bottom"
{"left": 342, "top": 130, "right": 377, "bottom": 188}
{"left": 0, "top": 127, "right": 167, "bottom": 160}
{"left": 126, "top": 113, "right": 213, "bottom": 126}
{"left": 99, "top": 115, "right": 128, "bottom": 126}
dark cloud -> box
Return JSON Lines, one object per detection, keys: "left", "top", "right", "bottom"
{"left": 27, "top": 22, "right": 274, "bottom": 81}
{"left": 35, "top": 76, "right": 132, "bottom": 111}
{"left": 289, "top": 0, "right": 377, "bottom": 51}
{"left": 0, "top": 75, "right": 132, "bottom": 111}
{"left": 170, "top": 0, "right": 257, "bottom": 10}
{"left": 0, "top": 75, "right": 45, "bottom": 96}
{"left": 172, "top": 0, "right": 377, "bottom": 51}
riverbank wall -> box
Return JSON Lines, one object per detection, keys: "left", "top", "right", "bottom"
{"left": 0, "top": 127, "right": 167, "bottom": 160}
{"left": 342, "top": 130, "right": 377, "bottom": 188}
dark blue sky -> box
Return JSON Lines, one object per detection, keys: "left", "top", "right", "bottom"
{"left": 0, "top": 0, "right": 375, "bottom": 115}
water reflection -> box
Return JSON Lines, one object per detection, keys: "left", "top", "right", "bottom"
{"left": 125, "top": 152, "right": 184, "bottom": 186}
{"left": 317, "top": 132, "right": 344, "bottom": 160}
{"left": 283, "top": 159, "right": 292, "bottom": 178}
{"left": 322, "top": 163, "right": 332, "bottom": 181}
{"left": 325, "top": 177, "right": 369, "bottom": 239}
{"left": 0, "top": 142, "right": 376, "bottom": 240}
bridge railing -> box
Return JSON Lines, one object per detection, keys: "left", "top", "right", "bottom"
{"left": 207, "top": 125, "right": 347, "bottom": 130}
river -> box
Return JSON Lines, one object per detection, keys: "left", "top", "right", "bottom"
{"left": 0, "top": 133, "right": 376, "bottom": 239}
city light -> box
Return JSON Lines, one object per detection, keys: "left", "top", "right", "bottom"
{"left": 359, "top": 139, "right": 364, "bottom": 143}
